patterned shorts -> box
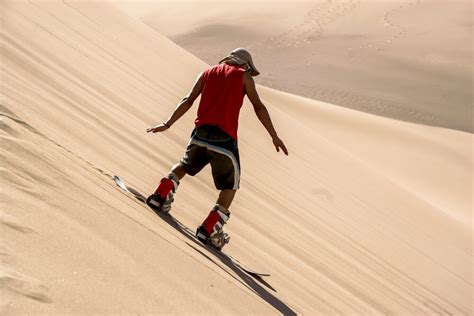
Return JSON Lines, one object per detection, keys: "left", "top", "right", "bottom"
{"left": 180, "top": 125, "right": 240, "bottom": 190}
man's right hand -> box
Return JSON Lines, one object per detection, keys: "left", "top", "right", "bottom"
{"left": 273, "top": 136, "right": 289, "bottom": 155}
{"left": 147, "top": 123, "right": 169, "bottom": 133}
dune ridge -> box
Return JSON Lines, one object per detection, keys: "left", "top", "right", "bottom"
{"left": 116, "top": 0, "right": 473, "bottom": 133}
{"left": 1, "top": 0, "right": 472, "bottom": 314}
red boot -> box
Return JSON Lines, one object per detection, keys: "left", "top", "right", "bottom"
{"left": 146, "top": 174, "right": 179, "bottom": 213}
{"left": 196, "top": 204, "right": 230, "bottom": 250}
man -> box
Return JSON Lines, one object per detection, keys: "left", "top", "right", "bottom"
{"left": 146, "top": 48, "right": 288, "bottom": 250}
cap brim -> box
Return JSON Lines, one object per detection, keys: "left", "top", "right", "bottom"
{"left": 219, "top": 55, "right": 260, "bottom": 76}
{"left": 249, "top": 61, "right": 260, "bottom": 76}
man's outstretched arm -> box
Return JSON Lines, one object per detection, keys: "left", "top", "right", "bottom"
{"left": 147, "top": 73, "right": 203, "bottom": 133}
{"left": 244, "top": 72, "right": 288, "bottom": 155}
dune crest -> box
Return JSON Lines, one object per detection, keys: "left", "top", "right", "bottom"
{"left": 115, "top": 0, "right": 473, "bottom": 132}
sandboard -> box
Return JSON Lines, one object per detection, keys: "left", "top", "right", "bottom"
{"left": 113, "top": 175, "right": 270, "bottom": 278}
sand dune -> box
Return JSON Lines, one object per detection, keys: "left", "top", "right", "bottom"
{"left": 1, "top": 0, "right": 472, "bottom": 314}
{"left": 115, "top": 0, "right": 473, "bottom": 133}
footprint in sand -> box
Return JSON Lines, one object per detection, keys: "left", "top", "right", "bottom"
{"left": 312, "top": 188, "right": 334, "bottom": 202}
{"left": 0, "top": 266, "right": 52, "bottom": 303}
{"left": 0, "top": 214, "right": 35, "bottom": 234}
{"left": 379, "top": 2, "right": 411, "bottom": 46}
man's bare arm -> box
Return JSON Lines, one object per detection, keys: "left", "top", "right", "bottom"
{"left": 244, "top": 72, "right": 288, "bottom": 155}
{"left": 147, "top": 73, "right": 203, "bottom": 133}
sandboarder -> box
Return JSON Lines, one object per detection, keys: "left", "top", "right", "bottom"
{"left": 146, "top": 48, "right": 288, "bottom": 250}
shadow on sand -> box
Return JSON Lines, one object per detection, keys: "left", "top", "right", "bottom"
{"left": 120, "top": 182, "right": 297, "bottom": 316}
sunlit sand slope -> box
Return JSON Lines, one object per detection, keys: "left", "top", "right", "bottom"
{"left": 1, "top": 0, "right": 471, "bottom": 314}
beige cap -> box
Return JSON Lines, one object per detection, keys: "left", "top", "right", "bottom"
{"left": 219, "top": 48, "right": 260, "bottom": 76}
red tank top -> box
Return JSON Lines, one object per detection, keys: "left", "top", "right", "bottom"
{"left": 195, "top": 63, "right": 245, "bottom": 140}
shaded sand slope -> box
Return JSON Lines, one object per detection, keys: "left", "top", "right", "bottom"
{"left": 1, "top": 0, "right": 472, "bottom": 314}
{"left": 115, "top": 0, "right": 473, "bottom": 133}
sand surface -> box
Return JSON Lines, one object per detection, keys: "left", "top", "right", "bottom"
{"left": 115, "top": 0, "right": 473, "bottom": 133}
{"left": 1, "top": 0, "right": 472, "bottom": 314}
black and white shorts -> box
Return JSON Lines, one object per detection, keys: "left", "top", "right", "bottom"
{"left": 180, "top": 125, "right": 240, "bottom": 190}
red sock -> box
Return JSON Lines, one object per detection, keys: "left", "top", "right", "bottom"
{"left": 153, "top": 177, "right": 175, "bottom": 199}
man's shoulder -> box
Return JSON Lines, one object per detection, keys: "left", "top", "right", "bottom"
{"left": 202, "top": 64, "right": 222, "bottom": 77}
{"left": 242, "top": 71, "right": 254, "bottom": 84}
{"left": 204, "top": 63, "right": 246, "bottom": 78}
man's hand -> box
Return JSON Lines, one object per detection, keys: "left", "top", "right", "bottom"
{"left": 147, "top": 72, "right": 203, "bottom": 135}
{"left": 146, "top": 123, "right": 169, "bottom": 133}
{"left": 273, "top": 136, "right": 289, "bottom": 155}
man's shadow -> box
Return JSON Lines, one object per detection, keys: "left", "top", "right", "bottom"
{"left": 124, "top": 185, "right": 297, "bottom": 316}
